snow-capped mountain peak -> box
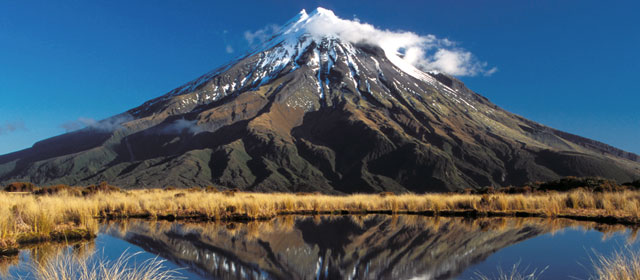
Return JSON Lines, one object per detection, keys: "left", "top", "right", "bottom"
{"left": 281, "top": 7, "right": 340, "bottom": 36}
{"left": 244, "top": 7, "right": 428, "bottom": 81}
{"left": 5, "top": 7, "right": 639, "bottom": 194}
{"left": 138, "top": 7, "right": 449, "bottom": 115}
{"left": 251, "top": 7, "right": 342, "bottom": 56}
{"left": 267, "top": 7, "right": 435, "bottom": 82}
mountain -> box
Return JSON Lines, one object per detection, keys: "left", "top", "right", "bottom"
{"left": 1, "top": 8, "right": 638, "bottom": 192}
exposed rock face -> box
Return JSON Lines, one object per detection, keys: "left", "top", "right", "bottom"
{"left": 0, "top": 8, "right": 638, "bottom": 192}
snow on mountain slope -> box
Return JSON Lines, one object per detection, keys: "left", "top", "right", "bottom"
{"left": 1, "top": 8, "right": 638, "bottom": 191}
{"left": 130, "top": 8, "right": 453, "bottom": 117}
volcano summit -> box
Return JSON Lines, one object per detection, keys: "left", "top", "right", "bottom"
{"left": 1, "top": 8, "right": 638, "bottom": 192}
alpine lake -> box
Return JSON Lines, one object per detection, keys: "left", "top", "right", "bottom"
{"left": 2, "top": 215, "right": 638, "bottom": 279}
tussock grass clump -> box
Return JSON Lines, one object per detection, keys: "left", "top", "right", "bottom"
{"left": 378, "top": 191, "right": 395, "bottom": 197}
{"left": 221, "top": 189, "right": 238, "bottom": 197}
{"left": 474, "top": 263, "right": 547, "bottom": 280}
{"left": 33, "top": 251, "right": 184, "bottom": 280}
{"left": 591, "top": 247, "right": 640, "bottom": 280}
{"left": 81, "top": 182, "right": 121, "bottom": 196}
{"left": 295, "top": 192, "right": 321, "bottom": 196}
{"left": 3, "top": 182, "right": 35, "bottom": 192}
{"left": 463, "top": 176, "right": 639, "bottom": 195}
{"left": 0, "top": 193, "right": 98, "bottom": 255}
{"left": 3, "top": 182, "right": 121, "bottom": 197}
{"left": 204, "top": 186, "right": 219, "bottom": 193}
{"left": 33, "top": 184, "right": 75, "bottom": 196}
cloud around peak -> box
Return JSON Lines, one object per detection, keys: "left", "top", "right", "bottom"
{"left": 245, "top": 8, "right": 496, "bottom": 77}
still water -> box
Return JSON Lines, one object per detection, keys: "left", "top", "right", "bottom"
{"left": 2, "top": 215, "right": 638, "bottom": 279}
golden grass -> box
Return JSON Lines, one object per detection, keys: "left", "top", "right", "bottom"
{"left": 474, "top": 262, "right": 547, "bottom": 280}
{"left": 33, "top": 251, "right": 183, "bottom": 280}
{"left": 0, "top": 191, "right": 99, "bottom": 253}
{"left": 591, "top": 247, "right": 640, "bottom": 280}
{"left": 1, "top": 188, "right": 640, "bottom": 252}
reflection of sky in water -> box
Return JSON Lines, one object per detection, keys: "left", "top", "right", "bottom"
{"left": 457, "top": 228, "right": 640, "bottom": 280}
{"left": 4, "top": 217, "right": 639, "bottom": 280}
{"left": 5, "top": 234, "right": 205, "bottom": 280}
{"left": 95, "top": 234, "right": 206, "bottom": 280}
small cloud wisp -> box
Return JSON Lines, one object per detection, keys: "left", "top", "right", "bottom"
{"left": 61, "top": 114, "right": 133, "bottom": 133}
{"left": 160, "top": 119, "right": 202, "bottom": 135}
{"left": 0, "top": 121, "right": 26, "bottom": 135}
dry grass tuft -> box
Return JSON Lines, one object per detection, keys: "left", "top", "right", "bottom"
{"left": 474, "top": 262, "right": 547, "bottom": 280}
{"left": 591, "top": 247, "right": 640, "bottom": 280}
{"left": 33, "top": 250, "right": 184, "bottom": 280}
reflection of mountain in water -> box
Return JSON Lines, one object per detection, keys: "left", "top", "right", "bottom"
{"left": 103, "top": 216, "right": 550, "bottom": 280}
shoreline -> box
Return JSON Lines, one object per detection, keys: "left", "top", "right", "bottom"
{"left": 0, "top": 229, "right": 95, "bottom": 257}
{"left": 100, "top": 208, "right": 640, "bottom": 226}
{"left": 2, "top": 188, "right": 640, "bottom": 255}
{"left": 4, "top": 208, "right": 635, "bottom": 257}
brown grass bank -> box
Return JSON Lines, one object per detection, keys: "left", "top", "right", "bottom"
{"left": 2, "top": 187, "right": 640, "bottom": 254}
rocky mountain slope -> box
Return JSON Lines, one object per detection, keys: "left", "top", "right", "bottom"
{"left": 0, "top": 8, "right": 638, "bottom": 192}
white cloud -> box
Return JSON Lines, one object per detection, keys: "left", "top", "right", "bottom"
{"left": 0, "top": 121, "right": 26, "bottom": 135}
{"left": 484, "top": 67, "right": 498, "bottom": 76}
{"left": 305, "top": 11, "right": 494, "bottom": 76}
{"left": 247, "top": 8, "right": 495, "bottom": 77}
{"left": 225, "top": 45, "right": 234, "bottom": 54}
{"left": 161, "top": 118, "right": 202, "bottom": 135}
{"left": 419, "top": 49, "right": 488, "bottom": 76}
{"left": 61, "top": 114, "right": 133, "bottom": 132}
{"left": 244, "top": 24, "right": 280, "bottom": 46}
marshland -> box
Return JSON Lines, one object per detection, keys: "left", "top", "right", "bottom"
{"left": 1, "top": 177, "right": 640, "bottom": 279}
{"left": 2, "top": 214, "right": 640, "bottom": 279}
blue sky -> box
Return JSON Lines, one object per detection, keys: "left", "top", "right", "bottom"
{"left": 1, "top": 0, "right": 638, "bottom": 155}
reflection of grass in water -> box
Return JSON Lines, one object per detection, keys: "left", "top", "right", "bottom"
{"left": 591, "top": 247, "right": 640, "bottom": 280}
{"left": 0, "top": 240, "right": 96, "bottom": 279}
{"left": 0, "top": 254, "right": 20, "bottom": 279}
{"left": 474, "top": 262, "right": 547, "bottom": 280}
{"left": 33, "top": 250, "right": 184, "bottom": 280}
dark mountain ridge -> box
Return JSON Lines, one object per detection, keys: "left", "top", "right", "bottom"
{"left": 1, "top": 8, "right": 638, "bottom": 192}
